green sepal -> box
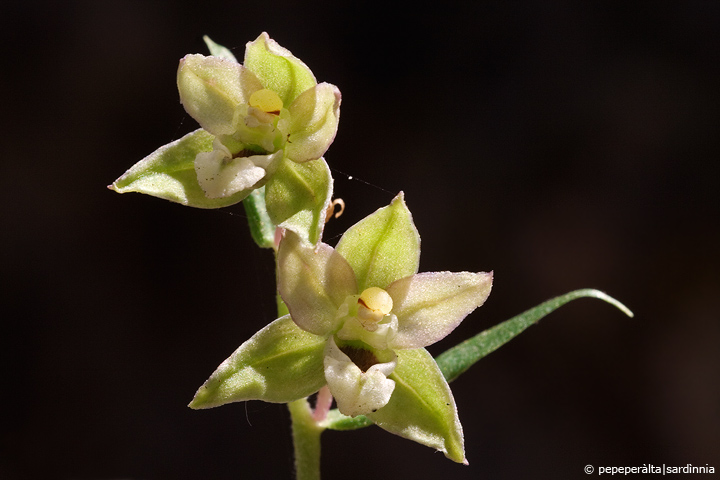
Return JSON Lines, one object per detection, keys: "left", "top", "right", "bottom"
{"left": 265, "top": 156, "right": 332, "bottom": 245}
{"left": 436, "top": 288, "right": 634, "bottom": 383}
{"left": 189, "top": 315, "right": 326, "bottom": 409}
{"left": 203, "top": 35, "right": 238, "bottom": 62}
{"left": 336, "top": 192, "right": 420, "bottom": 291}
{"left": 244, "top": 32, "right": 317, "bottom": 105}
{"left": 367, "top": 348, "right": 466, "bottom": 463}
{"left": 109, "top": 129, "right": 249, "bottom": 208}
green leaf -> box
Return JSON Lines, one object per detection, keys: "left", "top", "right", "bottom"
{"left": 336, "top": 192, "right": 420, "bottom": 292}
{"left": 244, "top": 32, "right": 317, "bottom": 106}
{"left": 265, "top": 157, "right": 333, "bottom": 245}
{"left": 367, "top": 348, "right": 466, "bottom": 463}
{"left": 436, "top": 289, "right": 634, "bottom": 383}
{"left": 109, "top": 129, "right": 249, "bottom": 208}
{"left": 321, "top": 409, "right": 373, "bottom": 431}
{"left": 202, "top": 35, "right": 238, "bottom": 62}
{"left": 189, "top": 315, "right": 326, "bottom": 409}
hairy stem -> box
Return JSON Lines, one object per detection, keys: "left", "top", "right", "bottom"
{"left": 288, "top": 398, "right": 324, "bottom": 480}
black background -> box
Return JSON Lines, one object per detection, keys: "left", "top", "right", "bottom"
{"left": 2, "top": 1, "right": 719, "bottom": 479}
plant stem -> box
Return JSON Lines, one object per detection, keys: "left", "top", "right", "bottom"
{"left": 249, "top": 190, "right": 324, "bottom": 479}
{"left": 288, "top": 398, "right": 324, "bottom": 480}
{"left": 242, "top": 186, "right": 276, "bottom": 249}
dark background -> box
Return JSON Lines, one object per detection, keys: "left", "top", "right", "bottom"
{"left": 2, "top": 1, "right": 719, "bottom": 479}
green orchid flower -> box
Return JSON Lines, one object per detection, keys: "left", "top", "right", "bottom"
{"left": 189, "top": 193, "right": 493, "bottom": 463}
{"left": 110, "top": 33, "right": 340, "bottom": 244}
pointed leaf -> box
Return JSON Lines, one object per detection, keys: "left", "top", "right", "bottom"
{"left": 277, "top": 231, "right": 357, "bottom": 336}
{"left": 244, "top": 32, "right": 317, "bottom": 105}
{"left": 336, "top": 192, "right": 420, "bottom": 291}
{"left": 387, "top": 271, "right": 493, "bottom": 349}
{"left": 189, "top": 315, "right": 326, "bottom": 409}
{"left": 435, "top": 289, "right": 634, "bottom": 383}
{"left": 265, "top": 156, "right": 333, "bottom": 245}
{"left": 110, "top": 129, "right": 248, "bottom": 208}
{"left": 367, "top": 348, "right": 465, "bottom": 464}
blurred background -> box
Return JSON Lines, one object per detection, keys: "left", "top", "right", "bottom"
{"left": 2, "top": 1, "right": 718, "bottom": 479}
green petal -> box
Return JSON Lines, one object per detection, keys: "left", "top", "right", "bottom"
{"left": 367, "top": 348, "right": 466, "bottom": 464}
{"left": 265, "top": 156, "right": 333, "bottom": 245}
{"left": 336, "top": 192, "right": 420, "bottom": 291}
{"left": 286, "top": 83, "right": 341, "bottom": 162}
{"left": 243, "top": 32, "right": 317, "bottom": 105}
{"left": 277, "top": 230, "right": 357, "bottom": 336}
{"left": 177, "top": 54, "right": 262, "bottom": 136}
{"left": 202, "top": 35, "right": 238, "bottom": 62}
{"left": 109, "top": 129, "right": 249, "bottom": 208}
{"left": 189, "top": 315, "right": 326, "bottom": 409}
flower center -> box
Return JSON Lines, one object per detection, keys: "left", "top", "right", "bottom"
{"left": 249, "top": 89, "right": 283, "bottom": 115}
{"left": 357, "top": 287, "right": 393, "bottom": 326}
{"left": 338, "top": 344, "right": 379, "bottom": 372}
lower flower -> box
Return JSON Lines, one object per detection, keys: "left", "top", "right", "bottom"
{"left": 188, "top": 193, "right": 492, "bottom": 463}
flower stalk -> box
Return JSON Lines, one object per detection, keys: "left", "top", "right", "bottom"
{"left": 288, "top": 398, "right": 324, "bottom": 480}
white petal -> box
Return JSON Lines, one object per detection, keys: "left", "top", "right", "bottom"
{"left": 324, "top": 337, "right": 397, "bottom": 417}
{"left": 386, "top": 271, "right": 493, "bottom": 349}
{"left": 335, "top": 314, "right": 398, "bottom": 351}
{"left": 286, "top": 83, "right": 341, "bottom": 162}
{"left": 277, "top": 232, "right": 357, "bottom": 336}
{"left": 177, "top": 54, "right": 262, "bottom": 136}
{"left": 195, "top": 139, "right": 282, "bottom": 198}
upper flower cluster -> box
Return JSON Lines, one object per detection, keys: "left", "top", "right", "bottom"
{"left": 110, "top": 33, "right": 339, "bottom": 245}
{"left": 178, "top": 34, "right": 340, "bottom": 199}
{"left": 189, "top": 193, "right": 493, "bottom": 463}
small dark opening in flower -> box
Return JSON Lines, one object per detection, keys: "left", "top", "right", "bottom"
{"left": 232, "top": 144, "right": 267, "bottom": 159}
{"left": 339, "top": 345, "right": 379, "bottom": 372}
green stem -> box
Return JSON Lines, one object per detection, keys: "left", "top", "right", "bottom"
{"left": 245, "top": 188, "right": 323, "bottom": 478}
{"left": 242, "top": 186, "right": 276, "bottom": 249}
{"left": 288, "top": 397, "right": 324, "bottom": 480}
{"left": 275, "top": 239, "right": 320, "bottom": 478}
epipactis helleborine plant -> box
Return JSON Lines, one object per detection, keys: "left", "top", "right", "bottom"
{"left": 189, "top": 193, "right": 493, "bottom": 463}
{"left": 110, "top": 33, "right": 340, "bottom": 244}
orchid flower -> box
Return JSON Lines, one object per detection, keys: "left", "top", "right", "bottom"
{"left": 189, "top": 193, "right": 492, "bottom": 462}
{"left": 110, "top": 33, "right": 339, "bottom": 244}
